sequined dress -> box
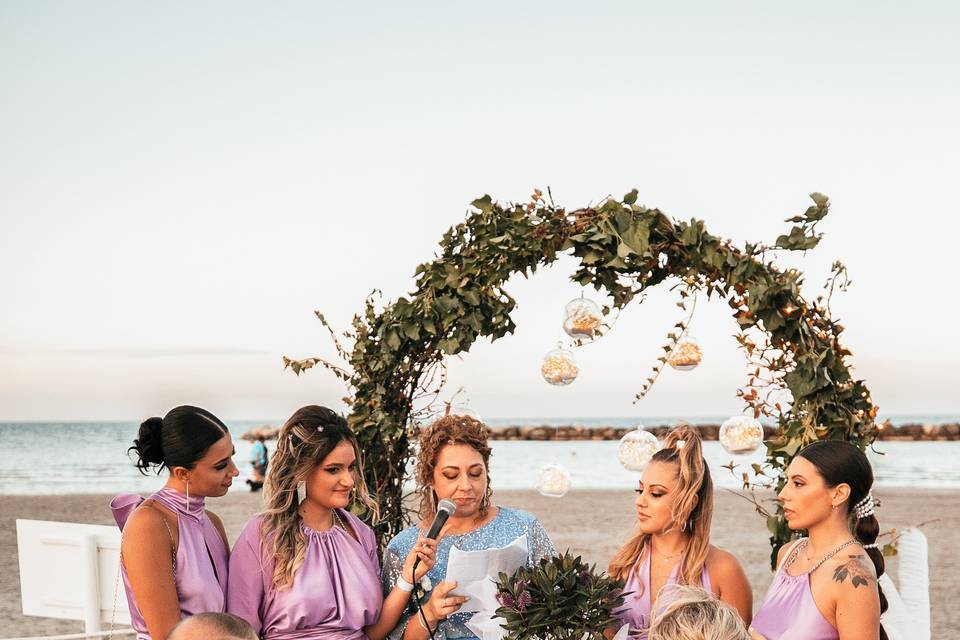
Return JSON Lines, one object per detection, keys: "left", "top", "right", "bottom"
{"left": 381, "top": 507, "right": 556, "bottom": 640}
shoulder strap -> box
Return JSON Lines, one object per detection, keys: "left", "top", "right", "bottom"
{"left": 141, "top": 501, "right": 177, "bottom": 573}
{"left": 778, "top": 538, "right": 806, "bottom": 572}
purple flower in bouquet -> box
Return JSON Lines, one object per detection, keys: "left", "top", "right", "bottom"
{"left": 496, "top": 591, "right": 516, "bottom": 609}
{"left": 578, "top": 570, "right": 591, "bottom": 585}
{"left": 516, "top": 590, "right": 533, "bottom": 611}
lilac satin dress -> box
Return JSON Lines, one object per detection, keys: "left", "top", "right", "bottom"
{"left": 614, "top": 549, "right": 713, "bottom": 640}
{"left": 110, "top": 488, "right": 229, "bottom": 640}
{"left": 227, "top": 510, "right": 383, "bottom": 640}
{"left": 751, "top": 540, "right": 838, "bottom": 640}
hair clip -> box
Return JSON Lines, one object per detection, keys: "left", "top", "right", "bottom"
{"left": 862, "top": 542, "right": 879, "bottom": 550}
{"left": 853, "top": 493, "right": 876, "bottom": 519}
{"left": 317, "top": 426, "right": 324, "bottom": 433}
{"left": 675, "top": 439, "right": 686, "bottom": 450}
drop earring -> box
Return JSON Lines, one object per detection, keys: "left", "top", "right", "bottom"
{"left": 297, "top": 481, "right": 306, "bottom": 503}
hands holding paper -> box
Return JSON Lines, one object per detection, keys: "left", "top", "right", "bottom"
{"left": 420, "top": 581, "right": 470, "bottom": 627}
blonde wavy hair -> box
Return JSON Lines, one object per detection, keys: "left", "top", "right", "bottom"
{"left": 648, "top": 585, "right": 749, "bottom": 640}
{"left": 415, "top": 414, "right": 492, "bottom": 522}
{"left": 608, "top": 425, "right": 714, "bottom": 596}
{"left": 260, "top": 405, "right": 378, "bottom": 590}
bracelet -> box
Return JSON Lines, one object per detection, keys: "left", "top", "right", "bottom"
{"left": 418, "top": 611, "right": 435, "bottom": 633}
{"left": 395, "top": 575, "right": 414, "bottom": 592}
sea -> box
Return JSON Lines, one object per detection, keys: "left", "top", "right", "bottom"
{"left": 1, "top": 416, "right": 958, "bottom": 495}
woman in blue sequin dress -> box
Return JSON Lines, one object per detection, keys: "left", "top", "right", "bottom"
{"left": 382, "top": 414, "right": 556, "bottom": 640}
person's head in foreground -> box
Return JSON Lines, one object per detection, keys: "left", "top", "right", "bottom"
{"left": 130, "top": 405, "right": 239, "bottom": 497}
{"left": 261, "top": 404, "right": 377, "bottom": 588}
{"left": 648, "top": 586, "right": 749, "bottom": 640}
{"left": 416, "top": 413, "right": 494, "bottom": 524}
{"left": 166, "top": 612, "right": 256, "bottom": 640}
{"left": 609, "top": 424, "right": 714, "bottom": 586}
{"left": 776, "top": 439, "right": 887, "bottom": 636}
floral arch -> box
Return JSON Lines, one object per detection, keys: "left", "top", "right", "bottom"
{"left": 286, "top": 189, "right": 879, "bottom": 565}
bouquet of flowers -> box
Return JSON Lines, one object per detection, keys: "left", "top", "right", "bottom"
{"left": 494, "top": 551, "right": 626, "bottom": 640}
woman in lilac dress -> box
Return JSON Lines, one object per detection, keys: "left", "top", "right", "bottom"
{"left": 111, "top": 405, "right": 239, "bottom": 640}
{"left": 750, "top": 441, "right": 887, "bottom": 640}
{"left": 607, "top": 426, "right": 752, "bottom": 640}
{"left": 228, "top": 405, "right": 436, "bottom": 640}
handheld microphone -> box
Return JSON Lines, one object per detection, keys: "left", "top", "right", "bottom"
{"left": 411, "top": 498, "right": 457, "bottom": 578}
{"left": 425, "top": 499, "right": 457, "bottom": 539}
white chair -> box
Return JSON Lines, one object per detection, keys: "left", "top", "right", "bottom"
{"left": 879, "top": 527, "right": 930, "bottom": 640}
{"left": 16, "top": 519, "right": 133, "bottom": 637}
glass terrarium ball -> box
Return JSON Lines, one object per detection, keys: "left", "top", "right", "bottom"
{"left": 618, "top": 427, "right": 660, "bottom": 472}
{"left": 562, "top": 296, "right": 603, "bottom": 339}
{"left": 719, "top": 416, "right": 764, "bottom": 454}
{"left": 536, "top": 463, "right": 571, "bottom": 497}
{"left": 540, "top": 344, "right": 579, "bottom": 386}
{"left": 667, "top": 336, "right": 702, "bottom": 371}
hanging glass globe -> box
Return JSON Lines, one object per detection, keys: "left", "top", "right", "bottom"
{"left": 562, "top": 295, "right": 603, "bottom": 339}
{"left": 540, "top": 343, "right": 578, "bottom": 386}
{"left": 667, "top": 335, "right": 702, "bottom": 371}
{"left": 536, "top": 463, "right": 570, "bottom": 497}
{"left": 719, "top": 416, "right": 764, "bottom": 454}
{"left": 618, "top": 426, "right": 660, "bottom": 472}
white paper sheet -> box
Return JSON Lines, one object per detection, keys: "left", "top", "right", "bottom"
{"left": 446, "top": 534, "right": 529, "bottom": 640}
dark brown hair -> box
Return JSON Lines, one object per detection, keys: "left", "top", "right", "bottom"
{"left": 798, "top": 440, "right": 887, "bottom": 640}
{"left": 128, "top": 405, "right": 228, "bottom": 474}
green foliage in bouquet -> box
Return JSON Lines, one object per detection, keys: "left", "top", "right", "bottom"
{"left": 285, "top": 188, "right": 879, "bottom": 567}
{"left": 493, "top": 551, "right": 626, "bottom": 640}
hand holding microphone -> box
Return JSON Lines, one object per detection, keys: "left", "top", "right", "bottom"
{"left": 411, "top": 498, "right": 457, "bottom": 578}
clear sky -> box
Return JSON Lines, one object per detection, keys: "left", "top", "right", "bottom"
{"left": 2, "top": 1, "right": 958, "bottom": 421}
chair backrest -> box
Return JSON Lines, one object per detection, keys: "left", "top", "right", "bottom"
{"left": 879, "top": 527, "right": 930, "bottom": 640}
{"left": 17, "top": 519, "right": 131, "bottom": 632}
{"left": 896, "top": 527, "right": 930, "bottom": 640}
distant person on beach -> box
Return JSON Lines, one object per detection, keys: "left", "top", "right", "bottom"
{"left": 167, "top": 612, "right": 256, "bottom": 640}
{"left": 381, "top": 414, "right": 557, "bottom": 640}
{"left": 607, "top": 425, "right": 752, "bottom": 640}
{"left": 246, "top": 434, "right": 268, "bottom": 492}
{"left": 227, "top": 405, "right": 436, "bottom": 640}
{"left": 111, "top": 405, "right": 239, "bottom": 640}
{"left": 749, "top": 441, "right": 887, "bottom": 640}
{"left": 648, "top": 585, "right": 750, "bottom": 640}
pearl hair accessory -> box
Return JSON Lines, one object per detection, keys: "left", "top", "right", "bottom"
{"left": 853, "top": 493, "right": 876, "bottom": 519}
{"left": 862, "top": 542, "right": 880, "bottom": 550}
{"left": 317, "top": 426, "right": 324, "bottom": 432}
{"left": 675, "top": 439, "right": 686, "bottom": 450}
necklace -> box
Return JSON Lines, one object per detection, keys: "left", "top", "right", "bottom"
{"left": 331, "top": 508, "right": 345, "bottom": 530}
{"left": 793, "top": 538, "right": 860, "bottom": 573}
{"left": 653, "top": 546, "right": 686, "bottom": 564}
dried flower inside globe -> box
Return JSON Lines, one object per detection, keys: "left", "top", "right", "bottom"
{"left": 536, "top": 463, "right": 570, "bottom": 497}
{"left": 540, "top": 344, "right": 578, "bottom": 386}
{"left": 667, "top": 336, "right": 702, "bottom": 371}
{"left": 563, "top": 295, "right": 603, "bottom": 339}
{"left": 719, "top": 415, "right": 764, "bottom": 454}
{"left": 617, "top": 427, "right": 659, "bottom": 471}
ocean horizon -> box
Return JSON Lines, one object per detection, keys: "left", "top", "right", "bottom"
{"left": 2, "top": 416, "right": 958, "bottom": 495}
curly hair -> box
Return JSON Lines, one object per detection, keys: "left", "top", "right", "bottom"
{"left": 261, "top": 405, "right": 378, "bottom": 590}
{"left": 415, "top": 414, "right": 493, "bottom": 522}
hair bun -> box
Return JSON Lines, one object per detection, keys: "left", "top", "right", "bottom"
{"left": 129, "top": 416, "right": 166, "bottom": 472}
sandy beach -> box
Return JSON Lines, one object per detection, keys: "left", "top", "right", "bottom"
{"left": 2, "top": 488, "right": 955, "bottom": 637}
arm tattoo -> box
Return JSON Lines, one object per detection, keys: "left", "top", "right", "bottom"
{"left": 832, "top": 554, "right": 874, "bottom": 588}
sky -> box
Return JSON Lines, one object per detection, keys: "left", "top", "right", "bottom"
{"left": 1, "top": 1, "right": 958, "bottom": 422}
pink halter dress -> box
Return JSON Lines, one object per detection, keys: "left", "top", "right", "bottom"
{"left": 111, "top": 487, "right": 229, "bottom": 640}
{"left": 614, "top": 550, "right": 713, "bottom": 640}
{"left": 751, "top": 539, "right": 839, "bottom": 640}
